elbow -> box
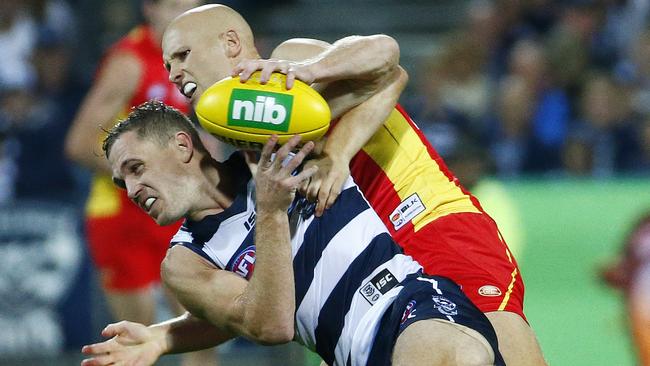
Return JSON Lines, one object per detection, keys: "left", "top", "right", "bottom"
{"left": 248, "top": 322, "right": 294, "bottom": 345}
{"left": 372, "top": 34, "right": 400, "bottom": 72}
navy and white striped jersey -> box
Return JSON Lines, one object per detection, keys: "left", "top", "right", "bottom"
{"left": 170, "top": 155, "right": 422, "bottom": 366}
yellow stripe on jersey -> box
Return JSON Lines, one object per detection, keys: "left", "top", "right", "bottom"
{"left": 361, "top": 109, "right": 480, "bottom": 231}
{"left": 86, "top": 175, "right": 122, "bottom": 217}
{"left": 85, "top": 112, "right": 130, "bottom": 218}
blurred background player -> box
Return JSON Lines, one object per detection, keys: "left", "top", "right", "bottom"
{"left": 600, "top": 212, "right": 650, "bottom": 366}
{"left": 64, "top": 0, "right": 217, "bottom": 365}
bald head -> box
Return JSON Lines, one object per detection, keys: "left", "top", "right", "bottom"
{"left": 162, "top": 4, "right": 259, "bottom": 105}
{"left": 170, "top": 4, "right": 255, "bottom": 51}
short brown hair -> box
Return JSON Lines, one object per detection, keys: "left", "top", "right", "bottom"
{"left": 103, "top": 100, "right": 207, "bottom": 158}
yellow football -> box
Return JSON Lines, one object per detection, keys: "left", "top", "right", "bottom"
{"left": 195, "top": 72, "right": 331, "bottom": 150}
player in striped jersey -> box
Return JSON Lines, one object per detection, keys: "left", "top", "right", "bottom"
{"left": 81, "top": 101, "right": 504, "bottom": 366}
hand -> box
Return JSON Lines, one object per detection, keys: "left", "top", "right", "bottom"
{"left": 232, "top": 58, "right": 314, "bottom": 89}
{"left": 80, "top": 321, "right": 166, "bottom": 366}
{"left": 255, "top": 135, "right": 318, "bottom": 212}
{"left": 299, "top": 153, "right": 350, "bottom": 217}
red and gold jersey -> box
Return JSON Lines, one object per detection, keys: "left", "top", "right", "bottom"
{"left": 350, "top": 105, "right": 483, "bottom": 244}
{"left": 86, "top": 25, "right": 190, "bottom": 219}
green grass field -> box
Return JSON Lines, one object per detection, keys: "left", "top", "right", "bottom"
{"left": 507, "top": 179, "right": 650, "bottom": 365}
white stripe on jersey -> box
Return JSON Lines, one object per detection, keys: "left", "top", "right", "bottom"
{"left": 294, "top": 207, "right": 386, "bottom": 349}
{"left": 334, "top": 254, "right": 421, "bottom": 365}
{"left": 202, "top": 185, "right": 256, "bottom": 268}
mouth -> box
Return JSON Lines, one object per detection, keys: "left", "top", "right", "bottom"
{"left": 144, "top": 197, "right": 157, "bottom": 212}
{"left": 182, "top": 82, "right": 197, "bottom": 99}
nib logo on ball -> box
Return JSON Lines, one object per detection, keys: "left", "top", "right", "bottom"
{"left": 228, "top": 89, "right": 293, "bottom": 132}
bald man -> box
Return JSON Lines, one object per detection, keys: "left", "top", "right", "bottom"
{"left": 83, "top": 4, "right": 546, "bottom": 366}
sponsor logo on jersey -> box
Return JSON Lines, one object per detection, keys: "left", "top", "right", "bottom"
{"left": 228, "top": 89, "right": 293, "bottom": 131}
{"left": 359, "top": 268, "right": 398, "bottom": 305}
{"left": 389, "top": 193, "right": 425, "bottom": 230}
{"left": 400, "top": 299, "right": 417, "bottom": 324}
{"left": 478, "top": 285, "right": 502, "bottom": 297}
{"left": 432, "top": 295, "right": 458, "bottom": 316}
{"left": 231, "top": 245, "right": 256, "bottom": 280}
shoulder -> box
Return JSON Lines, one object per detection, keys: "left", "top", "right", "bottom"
{"left": 271, "top": 38, "right": 332, "bottom": 61}
{"left": 162, "top": 244, "right": 216, "bottom": 288}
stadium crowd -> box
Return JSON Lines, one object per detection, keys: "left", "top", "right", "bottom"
{"left": 0, "top": 0, "right": 649, "bottom": 365}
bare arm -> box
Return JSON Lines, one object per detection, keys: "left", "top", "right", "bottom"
{"left": 65, "top": 52, "right": 141, "bottom": 173}
{"left": 269, "top": 37, "right": 408, "bottom": 215}
{"left": 235, "top": 34, "right": 400, "bottom": 120}
{"left": 81, "top": 312, "right": 232, "bottom": 366}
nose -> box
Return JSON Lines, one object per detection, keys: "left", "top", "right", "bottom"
{"left": 168, "top": 63, "right": 183, "bottom": 85}
{"left": 125, "top": 177, "right": 142, "bottom": 203}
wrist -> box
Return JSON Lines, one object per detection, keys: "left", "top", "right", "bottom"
{"left": 149, "top": 324, "right": 171, "bottom": 356}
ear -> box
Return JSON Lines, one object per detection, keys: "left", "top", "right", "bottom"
{"left": 222, "top": 30, "right": 242, "bottom": 58}
{"left": 173, "top": 131, "right": 194, "bottom": 163}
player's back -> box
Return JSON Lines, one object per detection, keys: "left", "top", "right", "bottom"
{"left": 349, "top": 105, "right": 483, "bottom": 242}
{"left": 170, "top": 153, "right": 422, "bottom": 365}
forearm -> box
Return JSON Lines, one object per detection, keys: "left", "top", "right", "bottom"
{"left": 306, "top": 35, "right": 399, "bottom": 84}
{"left": 154, "top": 312, "right": 235, "bottom": 355}
{"left": 237, "top": 207, "right": 295, "bottom": 343}
{"left": 323, "top": 66, "right": 408, "bottom": 162}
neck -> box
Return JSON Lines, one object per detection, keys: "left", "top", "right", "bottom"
{"left": 187, "top": 157, "right": 238, "bottom": 221}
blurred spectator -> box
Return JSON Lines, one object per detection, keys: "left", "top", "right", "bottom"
{"left": 491, "top": 75, "right": 534, "bottom": 177}
{"left": 0, "top": 3, "right": 37, "bottom": 90}
{"left": 600, "top": 212, "right": 650, "bottom": 365}
{"left": 545, "top": 1, "right": 600, "bottom": 98}
{"left": 509, "top": 38, "right": 570, "bottom": 173}
{"left": 565, "top": 72, "right": 639, "bottom": 177}
{"left": 621, "top": 30, "right": 650, "bottom": 116}
{"left": 408, "top": 32, "right": 486, "bottom": 156}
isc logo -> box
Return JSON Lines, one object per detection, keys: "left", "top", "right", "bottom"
{"left": 228, "top": 89, "right": 293, "bottom": 132}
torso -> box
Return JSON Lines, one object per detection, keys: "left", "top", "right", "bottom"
{"left": 170, "top": 154, "right": 422, "bottom": 365}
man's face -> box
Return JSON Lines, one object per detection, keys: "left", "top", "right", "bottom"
{"left": 108, "top": 131, "right": 193, "bottom": 225}
{"left": 162, "top": 21, "right": 233, "bottom": 106}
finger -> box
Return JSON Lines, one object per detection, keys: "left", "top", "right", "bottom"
{"left": 286, "top": 68, "right": 296, "bottom": 90}
{"left": 259, "top": 135, "right": 279, "bottom": 170}
{"left": 101, "top": 321, "right": 130, "bottom": 338}
{"left": 315, "top": 183, "right": 329, "bottom": 217}
{"left": 80, "top": 353, "right": 115, "bottom": 366}
{"left": 274, "top": 135, "right": 302, "bottom": 172}
{"left": 82, "top": 342, "right": 114, "bottom": 355}
{"left": 306, "top": 174, "right": 321, "bottom": 202}
{"left": 298, "top": 177, "right": 310, "bottom": 196}
{"left": 281, "top": 140, "right": 314, "bottom": 174}
{"left": 232, "top": 61, "right": 245, "bottom": 78}
{"left": 289, "top": 165, "right": 319, "bottom": 188}
{"left": 325, "top": 179, "right": 342, "bottom": 210}
{"left": 240, "top": 62, "right": 262, "bottom": 83}
{"left": 260, "top": 61, "right": 278, "bottom": 84}
{"left": 315, "top": 173, "right": 338, "bottom": 217}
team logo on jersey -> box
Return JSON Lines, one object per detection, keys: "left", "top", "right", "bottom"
{"left": 400, "top": 300, "right": 418, "bottom": 325}
{"left": 231, "top": 245, "right": 256, "bottom": 280}
{"left": 228, "top": 89, "right": 293, "bottom": 132}
{"left": 478, "top": 285, "right": 502, "bottom": 297}
{"left": 359, "top": 268, "right": 399, "bottom": 305}
{"left": 389, "top": 193, "right": 425, "bottom": 231}
{"left": 432, "top": 295, "right": 458, "bottom": 316}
